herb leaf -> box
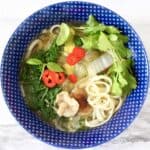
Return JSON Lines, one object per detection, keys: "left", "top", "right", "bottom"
{"left": 20, "top": 63, "right": 62, "bottom": 121}
{"left": 26, "top": 58, "right": 43, "bottom": 65}
{"left": 81, "top": 34, "right": 99, "bottom": 50}
{"left": 47, "top": 62, "right": 64, "bottom": 72}
{"left": 86, "top": 15, "right": 99, "bottom": 26}
{"left": 105, "top": 26, "right": 120, "bottom": 34}
{"left": 45, "top": 39, "right": 60, "bottom": 62}
{"left": 109, "top": 61, "right": 137, "bottom": 96}
{"left": 74, "top": 36, "right": 83, "bottom": 46}
{"left": 97, "top": 32, "right": 114, "bottom": 51}
{"left": 111, "top": 76, "right": 122, "bottom": 96}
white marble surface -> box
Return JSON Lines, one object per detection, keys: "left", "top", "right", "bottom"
{"left": 0, "top": 0, "right": 150, "bottom": 150}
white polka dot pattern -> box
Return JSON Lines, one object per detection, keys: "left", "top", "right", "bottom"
{"left": 1, "top": 1, "right": 149, "bottom": 149}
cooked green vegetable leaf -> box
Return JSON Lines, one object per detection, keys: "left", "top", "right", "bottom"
{"left": 74, "top": 36, "right": 83, "bottom": 46}
{"left": 83, "top": 24, "right": 105, "bottom": 35}
{"left": 111, "top": 40, "right": 132, "bottom": 58}
{"left": 84, "top": 15, "right": 105, "bottom": 34}
{"left": 111, "top": 76, "right": 122, "bottom": 96}
{"left": 39, "top": 87, "right": 61, "bottom": 120}
{"left": 81, "top": 34, "right": 99, "bottom": 50}
{"left": 117, "top": 34, "right": 128, "bottom": 43}
{"left": 122, "top": 73, "right": 137, "bottom": 95}
{"left": 97, "top": 32, "right": 114, "bottom": 51}
{"left": 26, "top": 58, "right": 43, "bottom": 65}
{"left": 109, "top": 60, "right": 137, "bottom": 96}
{"left": 86, "top": 15, "right": 99, "bottom": 26}
{"left": 45, "top": 39, "right": 61, "bottom": 62}
{"left": 109, "top": 34, "right": 118, "bottom": 41}
{"left": 105, "top": 26, "right": 120, "bottom": 34}
{"left": 20, "top": 63, "right": 62, "bottom": 121}
{"left": 118, "top": 73, "right": 128, "bottom": 87}
{"left": 47, "top": 62, "right": 64, "bottom": 72}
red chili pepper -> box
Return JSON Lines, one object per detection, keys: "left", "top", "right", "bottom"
{"left": 55, "top": 72, "right": 66, "bottom": 84}
{"left": 66, "top": 53, "right": 79, "bottom": 65}
{"left": 68, "top": 74, "right": 78, "bottom": 83}
{"left": 42, "top": 70, "right": 57, "bottom": 88}
{"left": 72, "top": 47, "right": 86, "bottom": 59}
{"left": 66, "top": 47, "right": 86, "bottom": 66}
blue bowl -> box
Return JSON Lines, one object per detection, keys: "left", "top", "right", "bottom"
{"left": 1, "top": 1, "right": 149, "bottom": 149}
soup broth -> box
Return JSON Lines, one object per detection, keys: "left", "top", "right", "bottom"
{"left": 20, "top": 15, "right": 137, "bottom": 132}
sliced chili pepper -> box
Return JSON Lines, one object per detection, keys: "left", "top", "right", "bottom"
{"left": 55, "top": 72, "right": 66, "bottom": 84}
{"left": 68, "top": 74, "right": 78, "bottom": 83}
{"left": 66, "top": 47, "right": 86, "bottom": 66}
{"left": 42, "top": 70, "right": 56, "bottom": 88}
{"left": 72, "top": 47, "right": 86, "bottom": 59}
{"left": 66, "top": 53, "right": 79, "bottom": 65}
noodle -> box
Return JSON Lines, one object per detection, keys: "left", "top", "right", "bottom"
{"left": 85, "top": 75, "right": 123, "bottom": 127}
{"left": 25, "top": 39, "right": 42, "bottom": 59}
{"left": 49, "top": 24, "right": 60, "bottom": 35}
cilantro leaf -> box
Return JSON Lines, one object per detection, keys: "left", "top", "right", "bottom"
{"left": 81, "top": 34, "right": 99, "bottom": 50}
{"left": 105, "top": 26, "right": 120, "bottom": 34}
{"left": 109, "top": 60, "right": 137, "bottom": 96}
{"left": 118, "top": 73, "right": 128, "bottom": 87}
{"left": 111, "top": 40, "right": 132, "bottom": 58}
{"left": 111, "top": 76, "right": 122, "bottom": 96}
{"left": 97, "top": 32, "right": 114, "bottom": 51}
{"left": 86, "top": 15, "right": 99, "bottom": 26}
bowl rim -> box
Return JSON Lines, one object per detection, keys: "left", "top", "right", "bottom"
{"left": 1, "top": 1, "right": 150, "bottom": 149}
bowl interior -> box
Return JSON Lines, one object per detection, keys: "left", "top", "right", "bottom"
{"left": 1, "top": 1, "right": 149, "bottom": 149}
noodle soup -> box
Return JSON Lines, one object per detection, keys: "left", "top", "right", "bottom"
{"left": 20, "top": 15, "right": 137, "bottom": 132}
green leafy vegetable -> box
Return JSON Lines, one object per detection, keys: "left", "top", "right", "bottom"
{"left": 117, "top": 34, "right": 128, "bottom": 43}
{"left": 111, "top": 76, "right": 123, "bottom": 96}
{"left": 109, "top": 34, "right": 118, "bottom": 41}
{"left": 47, "top": 62, "right": 64, "bottom": 72}
{"left": 26, "top": 58, "right": 43, "bottom": 65}
{"left": 45, "top": 39, "right": 61, "bottom": 62}
{"left": 108, "top": 60, "right": 137, "bottom": 96}
{"left": 20, "top": 63, "right": 62, "bottom": 121}
{"left": 83, "top": 24, "right": 106, "bottom": 35}
{"left": 80, "top": 16, "right": 136, "bottom": 96}
{"left": 84, "top": 15, "right": 105, "bottom": 34}
{"left": 81, "top": 34, "right": 99, "bottom": 50}
{"left": 20, "top": 39, "right": 63, "bottom": 121}
{"left": 111, "top": 40, "right": 132, "bottom": 58}
{"left": 105, "top": 26, "right": 120, "bottom": 34}
{"left": 74, "top": 36, "right": 83, "bottom": 46}
{"left": 86, "top": 15, "right": 99, "bottom": 26}
{"left": 27, "top": 39, "right": 61, "bottom": 64}
{"left": 97, "top": 32, "right": 114, "bottom": 51}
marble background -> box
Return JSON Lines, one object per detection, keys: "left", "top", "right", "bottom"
{"left": 0, "top": 0, "right": 150, "bottom": 150}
